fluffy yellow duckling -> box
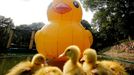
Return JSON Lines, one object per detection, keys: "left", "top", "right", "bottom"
{"left": 81, "top": 48, "right": 115, "bottom": 75}
{"left": 34, "top": 66, "right": 63, "bottom": 75}
{"left": 31, "top": 53, "right": 47, "bottom": 72}
{"left": 101, "top": 61, "right": 128, "bottom": 75}
{"left": 6, "top": 53, "right": 47, "bottom": 75}
{"left": 59, "top": 45, "right": 85, "bottom": 75}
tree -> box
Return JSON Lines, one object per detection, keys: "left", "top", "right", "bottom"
{"left": 29, "top": 22, "right": 44, "bottom": 30}
{"left": 0, "top": 15, "right": 14, "bottom": 48}
{"left": 80, "top": 0, "right": 133, "bottom": 50}
{"left": 11, "top": 22, "right": 44, "bottom": 48}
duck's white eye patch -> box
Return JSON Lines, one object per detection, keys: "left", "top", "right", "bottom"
{"left": 73, "top": 1, "right": 79, "bottom": 8}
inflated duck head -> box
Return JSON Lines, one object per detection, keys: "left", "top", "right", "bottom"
{"left": 47, "top": 0, "right": 82, "bottom": 22}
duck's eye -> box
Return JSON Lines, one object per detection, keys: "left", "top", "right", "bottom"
{"left": 73, "top": 1, "right": 79, "bottom": 8}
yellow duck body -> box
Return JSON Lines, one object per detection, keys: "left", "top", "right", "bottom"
{"left": 34, "top": 66, "right": 63, "bottom": 75}
{"left": 81, "top": 48, "right": 115, "bottom": 75}
{"left": 6, "top": 54, "right": 47, "bottom": 75}
{"left": 59, "top": 45, "right": 85, "bottom": 75}
{"left": 63, "top": 60, "right": 85, "bottom": 75}
{"left": 35, "top": 0, "right": 93, "bottom": 61}
{"left": 101, "top": 61, "right": 128, "bottom": 75}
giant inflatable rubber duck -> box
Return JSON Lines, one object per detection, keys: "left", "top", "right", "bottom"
{"left": 35, "top": 0, "right": 93, "bottom": 62}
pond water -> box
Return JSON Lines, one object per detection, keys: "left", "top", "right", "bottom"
{"left": 0, "top": 53, "right": 34, "bottom": 75}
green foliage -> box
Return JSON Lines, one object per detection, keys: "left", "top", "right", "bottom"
{"left": 0, "top": 15, "right": 15, "bottom": 48}
{"left": 12, "top": 22, "right": 44, "bottom": 48}
{"left": 0, "top": 15, "right": 44, "bottom": 48}
{"left": 16, "top": 22, "right": 44, "bottom": 30}
{"left": 80, "top": 0, "right": 133, "bottom": 50}
{"left": 80, "top": 0, "right": 107, "bottom": 11}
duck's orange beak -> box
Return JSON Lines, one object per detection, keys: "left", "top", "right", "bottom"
{"left": 54, "top": 2, "right": 72, "bottom": 14}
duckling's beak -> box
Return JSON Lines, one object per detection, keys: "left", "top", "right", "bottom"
{"left": 44, "top": 61, "right": 48, "bottom": 66}
{"left": 80, "top": 56, "right": 85, "bottom": 62}
{"left": 54, "top": 2, "right": 72, "bottom": 14}
{"left": 58, "top": 52, "right": 65, "bottom": 58}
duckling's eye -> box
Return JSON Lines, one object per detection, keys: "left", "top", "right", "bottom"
{"left": 52, "top": 70, "right": 56, "bottom": 73}
{"left": 38, "top": 57, "right": 44, "bottom": 61}
{"left": 67, "top": 49, "right": 71, "bottom": 52}
{"left": 73, "top": 1, "right": 79, "bottom": 8}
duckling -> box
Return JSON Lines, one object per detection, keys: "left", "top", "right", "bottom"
{"left": 6, "top": 54, "right": 47, "bottom": 75}
{"left": 59, "top": 45, "right": 85, "bottom": 75}
{"left": 34, "top": 66, "right": 63, "bottom": 75}
{"left": 30, "top": 53, "right": 47, "bottom": 72}
{"left": 80, "top": 48, "right": 115, "bottom": 75}
{"left": 101, "top": 60, "right": 128, "bottom": 75}
{"left": 6, "top": 61, "right": 32, "bottom": 75}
